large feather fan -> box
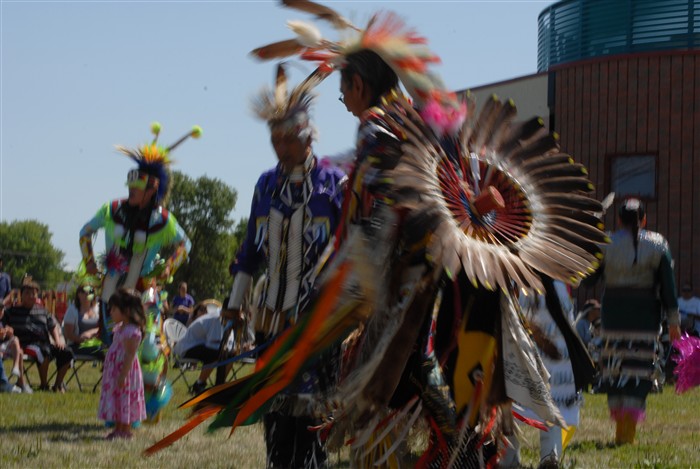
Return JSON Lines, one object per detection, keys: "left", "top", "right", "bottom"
{"left": 378, "top": 92, "right": 607, "bottom": 294}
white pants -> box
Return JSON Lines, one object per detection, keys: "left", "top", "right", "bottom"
{"left": 501, "top": 426, "right": 563, "bottom": 467}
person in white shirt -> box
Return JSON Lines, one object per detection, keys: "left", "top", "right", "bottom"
{"left": 173, "top": 303, "right": 223, "bottom": 394}
{"left": 503, "top": 281, "right": 581, "bottom": 467}
{"left": 62, "top": 285, "right": 102, "bottom": 359}
{"left": 678, "top": 284, "right": 700, "bottom": 336}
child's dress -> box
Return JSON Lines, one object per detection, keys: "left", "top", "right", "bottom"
{"left": 98, "top": 323, "right": 146, "bottom": 424}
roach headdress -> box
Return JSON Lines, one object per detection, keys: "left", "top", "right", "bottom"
{"left": 116, "top": 122, "right": 202, "bottom": 204}
{"left": 251, "top": 63, "right": 329, "bottom": 141}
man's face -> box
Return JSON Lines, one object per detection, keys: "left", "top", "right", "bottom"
{"left": 682, "top": 288, "right": 693, "bottom": 299}
{"left": 590, "top": 307, "right": 601, "bottom": 321}
{"left": 21, "top": 287, "right": 38, "bottom": 308}
{"left": 127, "top": 170, "right": 157, "bottom": 207}
{"left": 270, "top": 129, "right": 310, "bottom": 173}
{"left": 179, "top": 284, "right": 187, "bottom": 296}
{"left": 340, "top": 74, "right": 367, "bottom": 118}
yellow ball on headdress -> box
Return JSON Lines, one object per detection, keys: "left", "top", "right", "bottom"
{"left": 151, "top": 122, "right": 162, "bottom": 136}
{"left": 191, "top": 126, "right": 203, "bottom": 139}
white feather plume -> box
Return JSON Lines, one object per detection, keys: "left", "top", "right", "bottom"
{"left": 287, "top": 20, "right": 323, "bottom": 47}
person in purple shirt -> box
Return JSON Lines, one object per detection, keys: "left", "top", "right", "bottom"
{"left": 225, "top": 64, "right": 346, "bottom": 469}
{"left": 171, "top": 282, "right": 194, "bottom": 325}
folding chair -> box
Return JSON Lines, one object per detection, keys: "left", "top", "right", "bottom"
{"left": 65, "top": 353, "right": 103, "bottom": 392}
{"left": 229, "top": 356, "right": 256, "bottom": 380}
{"left": 218, "top": 312, "right": 260, "bottom": 382}
{"left": 1, "top": 341, "right": 31, "bottom": 386}
{"left": 21, "top": 353, "right": 38, "bottom": 387}
{"left": 2, "top": 353, "right": 19, "bottom": 384}
{"left": 163, "top": 318, "right": 204, "bottom": 390}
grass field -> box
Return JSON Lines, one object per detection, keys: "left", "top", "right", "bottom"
{"left": 1, "top": 362, "right": 699, "bottom": 468}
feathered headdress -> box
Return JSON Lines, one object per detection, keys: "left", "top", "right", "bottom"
{"left": 250, "top": 0, "right": 465, "bottom": 135}
{"left": 116, "top": 122, "right": 202, "bottom": 203}
{"left": 251, "top": 63, "right": 329, "bottom": 141}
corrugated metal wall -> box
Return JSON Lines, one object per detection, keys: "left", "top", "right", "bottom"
{"left": 538, "top": 0, "right": 700, "bottom": 72}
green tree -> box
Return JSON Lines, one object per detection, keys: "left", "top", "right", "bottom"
{"left": 167, "top": 171, "right": 239, "bottom": 300}
{"left": 231, "top": 217, "right": 248, "bottom": 259}
{"left": 0, "top": 220, "right": 67, "bottom": 289}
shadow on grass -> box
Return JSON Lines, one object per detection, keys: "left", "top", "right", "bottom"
{"left": 0, "top": 422, "right": 106, "bottom": 441}
{"left": 567, "top": 439, "right": 617, "bottom": 451}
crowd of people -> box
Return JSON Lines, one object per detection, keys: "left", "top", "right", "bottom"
{"left": 1, "top": 1, "right": 698, "bottom": 467}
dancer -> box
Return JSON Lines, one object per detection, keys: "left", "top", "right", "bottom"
{"left": 98, "top": 288, "right": 147, "bottom": 440}
{"left": 594, "top": 198, "right": 680, "bottom": 445}
{"left": 503, "top": 281, "right": 582, "bottom": 467}
{"left": 224, "top": 64, "right": 346, "bottom": 468}
{"left": 147, "top": 4, "right": 604, "bottom": 465}
{"left": 79, "top": 123, "right": 197, "bottom": 343}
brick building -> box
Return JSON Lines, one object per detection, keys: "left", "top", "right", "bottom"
{"left": 466, "top": 0, "right": 700, "bottom": 291}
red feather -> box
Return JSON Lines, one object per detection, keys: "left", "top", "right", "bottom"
{"left": 143, "top": 405, "right": 221, "bottom": 455}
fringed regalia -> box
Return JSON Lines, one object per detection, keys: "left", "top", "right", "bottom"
{"left": 146, "top": 3, "right": 605, "bottom": 466}
{"left": 518, "top": 282, "right": 581, "bottom": 427}
{"left": 79, "top": 123, "right": 198, "bottom": 343}
{"left": 502, "top": 281, "right": 581, "bottom": 466}
{"left": 230, "top": 156, "right": 345, "bottom": 339}
{"left": 327, "top": 90, "right": 600, "bottom": 468}
{"left": 223, "top": 64, "right": 347, "bottom": 468}
{"left": 598, "top": 228, "right": 679, "bottom": 422}
{"left": 231, "top": 155, "right": 345, "bottom": 467}
{"left": 80, "top": 200, "right": 190, "bottom": 302}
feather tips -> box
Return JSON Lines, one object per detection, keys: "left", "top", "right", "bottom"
{"left": 281, "top": 0, "right": 358, "bottom": 31}
{"left": 372, "top": 92, "right": 606, "bottom": 294}
{"left": 274, "top": 64, "right": 288, "bottom": 110}
{"left": 250, "top": 38, "right": 305, "bottom": 61}
{"left": 251, "top": 64, "right": 329, "bottom": 126}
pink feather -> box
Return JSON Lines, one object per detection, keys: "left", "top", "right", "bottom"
{"left": 673, "top": 334, "right": 700, "bottom": 394}
{"left": 419, "top": 98, "right": 467, "bottom": 136}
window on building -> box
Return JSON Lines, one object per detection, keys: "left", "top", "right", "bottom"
{"left": 609, "top": 155, "right": 656, "bottom": 199}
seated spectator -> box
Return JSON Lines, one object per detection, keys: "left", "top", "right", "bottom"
{"left": 575, "top": 299, "right": 601, "bottom": 347}
{"left": 0, "top": 304, "right": 32, "bottom": 392}
{"left": 62, "top": 284, "right": 103, "bottom": 359}
{"left": 4, "top": 282, "right": 73, "bottom": 392}
{"left": 678, "top": 284, "right": 700, "bottom": 336}
{"left": 173, "top": 301, "right": 223, "bottom": 394}
{"left": 171, "top": 282, "right": 195, "bottom": 325}
{"left": 3, "top": 288, "right": 20, "bottom": 308}
{"left": 0, "top": 256, "right": 11, "bottom": 303}
{"left": 0, "top": 357, "right": 21, "bottom": 393}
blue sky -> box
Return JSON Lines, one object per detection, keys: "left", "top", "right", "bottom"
{"left": 1, "top": 0, "right": 556, "bottom": 269}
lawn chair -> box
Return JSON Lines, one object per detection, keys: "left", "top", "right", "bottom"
{"left": 1, "top": 341, "right": 33, "bottom": 386}
{"left": 65, "top": 353, "right": 103, "bottom": 392}
{"left": 163, "top": 318, "right": 204, "bottom": 390}
{"left": 21, "top": 350, "right": 40, "bottom": 386}
{"left": 228, "top": 356, "right": 257, "bottom": 381}
{"left": 219, "top": 312, "right": 258, "bottom": 381}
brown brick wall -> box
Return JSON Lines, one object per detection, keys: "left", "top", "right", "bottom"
{"left": 553, "top": 51, "right": 700, "bottom": 299}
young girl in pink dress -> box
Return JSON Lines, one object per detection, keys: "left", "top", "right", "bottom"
{"left": 98, "top": 288, "right": 147, "bottom": 439}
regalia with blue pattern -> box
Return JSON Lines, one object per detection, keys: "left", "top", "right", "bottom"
{"left": 230, "top": 156, "right": 345, "bottom": 336}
